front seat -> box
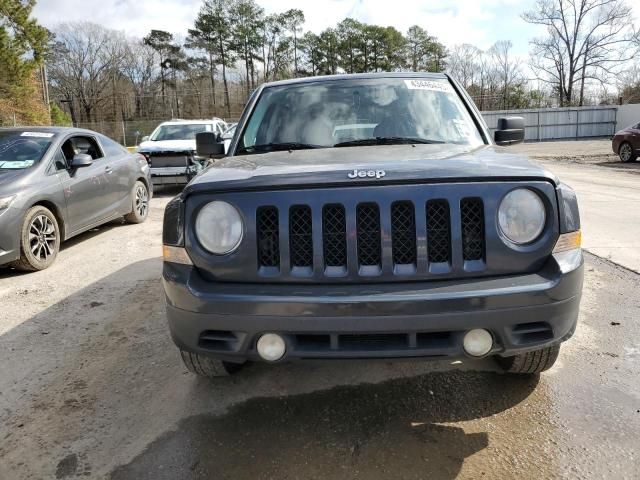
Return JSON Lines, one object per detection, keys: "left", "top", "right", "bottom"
{"left": 61, "top": 140, "right": 78, "bottom": 162}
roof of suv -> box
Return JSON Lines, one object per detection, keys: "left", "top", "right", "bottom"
{"left": 262, "top": 71, "right": 449, "bottom": 88}
{"left": 158, "top": 119, "right": 225, "bottom": 126}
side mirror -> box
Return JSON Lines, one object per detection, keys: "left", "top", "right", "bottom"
{"left": 141, "top": 135, "right": 150, "bottom": 142}
{"left": 494, "top": 116, "right": 525, "bottom": 146}
{"left": 70, "top": 153, "right": 93, "bottom": 168}
{"left": 196, "top": 131, "right": 225, "bottom": 159}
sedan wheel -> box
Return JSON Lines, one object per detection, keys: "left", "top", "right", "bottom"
{"left": 124, "top": 181, "right": 150, "bottom": 224}
{"left": 10, "top": 206, "right": 61, "bottom": 271}
{"left": 29, "top": 215, "right": 57, "bottom": 261}
{"left": 619, "top": 142, "right": 636, "bottom": 163}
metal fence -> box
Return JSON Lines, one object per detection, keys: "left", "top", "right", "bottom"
{"left": 71, "top": 117, "right": 241, "bottom": 147}
{"left": 481, "top": 106, "right": 618, "bottom": 141}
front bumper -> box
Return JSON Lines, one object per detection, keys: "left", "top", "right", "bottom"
{"left": 164, "top": 253, "right": 584, "bottom": 364}
{"left": 0, "top": 207, "right": 24, "bottom": 266}
{"left": 150, "top": 167, "right": 196, "bottom": 185}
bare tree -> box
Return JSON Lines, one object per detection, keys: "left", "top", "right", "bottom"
{"left": 488, "top": 41, "right": 522, "bottom": 109}
{"left": 447, "top": 44, "right": 482, "bottom": 90}
{"left": 48, "top": 22, "right": 125, "bottom": 122}
{"left": 523, "top": 0, "right": 639, "bottom": 106}
{"left": 121, "top": 40, "right": 158, "bottom": 118}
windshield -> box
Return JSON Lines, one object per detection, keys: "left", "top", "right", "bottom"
{"left": 239, "top": 77, "right": 485, "bottom": 154}
{"left": 150, "top": 124, "right": 212, "bottom": 141}
{"left": 0, "top": 131, "right": 53, "bottom": 169}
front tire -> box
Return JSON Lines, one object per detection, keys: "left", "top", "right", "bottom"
{"left": 10, "top": 206, "right": 61, "bottom": 271}
{"left": 619, "top": 142, "right": 637, "bottom": 163}
{"left": 179, "top": 349, "right": 244, "bottom": 377}
{"left": 495, "top": 344, "right": 560, "bottom": 374}
{"left": 124, "top": 181, "right": 149, "bottom": 224}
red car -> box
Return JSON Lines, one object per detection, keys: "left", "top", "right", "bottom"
{"left": 612, "top": 122, "right": 640, "bottom": 162}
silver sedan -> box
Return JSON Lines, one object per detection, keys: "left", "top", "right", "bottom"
{"left": 0, "top": 127, "right": 152, "bottom": 271}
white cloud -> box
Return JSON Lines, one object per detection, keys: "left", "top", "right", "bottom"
{"left": 34, "top": 0, "right": 202, "bottom": 39}
{"left": 33, "top": 0, "right": 640, "bottom": 56}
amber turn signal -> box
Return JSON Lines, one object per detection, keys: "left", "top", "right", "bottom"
{"left": 162, "top": 245, "right": 193, "bottom": 265}
{"left": 553, "top": 231, "right": 581, "bottom": 253}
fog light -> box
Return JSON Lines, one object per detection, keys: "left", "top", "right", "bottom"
{"left": 463, "top": 329, "right": 493, "bottom": 357}
{"left": 256, "top": 333, "right": 286, "bottom": 362}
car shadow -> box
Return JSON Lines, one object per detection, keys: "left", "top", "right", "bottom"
{"left": 594, "top": 160, "right": 640, "bottom": 173}
{"left": 0, "top": 259, "right": 540, "bottom": 480}
{"left": 0, "top": 220, "right": 123, "bottom": 279}
{"left": 112, "top": 368, "right": 538, "bottom": 480}
{"left": 152, "top": 185, "right": 184, "bottom": 199}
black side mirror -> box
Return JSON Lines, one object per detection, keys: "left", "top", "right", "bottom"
{"left": 196, "top": 132, "right": 225, "bottom": 159}
{"left": 70, "top": 153, "right": 93, "bottom": 168}
{"left": 494, "top": 116, "right": 525, "bottom": 146}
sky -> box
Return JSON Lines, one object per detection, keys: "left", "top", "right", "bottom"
{"left": 32, "top": 0, "right": 639, "bottom": 57}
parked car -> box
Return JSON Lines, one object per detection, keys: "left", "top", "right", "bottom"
{"left": 137, "top": 119, "right": 227, "bottom": 185}
{"left": 0, "top": 127, "right": 151, "bottom": 271}
{"left": 612, "top": 122, "right": 640, "bottom": 162}
{"left": 162, "top": 73, "right": 583, "bottom": 378}
{"left": 221, "top": 123, "right": 237, "bottom": 153}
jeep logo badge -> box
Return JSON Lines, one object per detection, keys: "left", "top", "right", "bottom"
{"left": 348, "top": 169, "right": 386, "bottom": 179}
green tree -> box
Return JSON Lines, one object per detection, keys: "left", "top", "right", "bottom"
{"left": 262, "top": 13, "right": 292, "bottom": 80}
{"left": 143, "top": 30, "right": 175, "bottom": 113}
{"left": 381, "top": 27, "right": 407, "bottom": 71}
{"left": 229, "top": 0, "right": 264, "bottom": 94}
{"left": 189, "top": 0, "right": 235, "bottom": 117}
{"left": 300, "top": 32, "right": 323, "bottom": 76}
{"left": 405, "top": 25, "right": 446, "bottom": 72}
{"left": 318, "top": 28, "right": 339, "bottom": 75}
{"left": 0, "top": 0, "right": 49, "bottom": 124}
{"left": 49, "top": 102, "right": 71, "bottom": 125}
{"left": 337, "top": 18, "right": 364, "bottom": 74}
{"left": 281, "top": 8, "right": 305, "bottom": 76}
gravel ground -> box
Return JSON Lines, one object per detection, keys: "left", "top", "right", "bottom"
{"left": 1, "top": 143, "right": 639, "bottom": 479}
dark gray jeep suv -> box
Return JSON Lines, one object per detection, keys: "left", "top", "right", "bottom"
{"left": 162, "top": 73, "right": 583, "bottom": 377}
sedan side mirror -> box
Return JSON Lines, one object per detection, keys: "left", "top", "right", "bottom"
{"left": 141, "top": 135, "right": 150, "bottom": 142}
{"left": 196, "top": 131, "right": 225, "bottom": 159}
{"left": 70, "top": 153, "right": 93, "bottom": 168}
{"left": 494, "top": 117, "right": 525, "bottom": 146}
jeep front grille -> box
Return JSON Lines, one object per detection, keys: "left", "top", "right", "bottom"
{"left": 356, "top": 204, "right": 382, "bottom": 267}
{"left": 426, "top": 200, "right": 451, "bottom": 264}
{"left": 461, "top": 198, "right": 485, "bottom": 261}
{"left": 322, "top": 204, "right": 347, "bottom": 268}
{"left": 391, "top": 201, "right": 417, "bottom": 266}
{"left": 255, "top": 198, "right": 486, "bottom": 277}
{"left": 257, "top": 207, "right": 280, "bottom": 268}
{"left": 190, "top": 181, "right": 558, "bottom": 284}
{"left": 289, "top": 205, "right": 313, "bottom": 268}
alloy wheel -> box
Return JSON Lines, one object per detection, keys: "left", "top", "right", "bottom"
{"left": 620, "top": 143, "right": 632, "bottom": 162}
{"left": 135, "top": 185, "right": 149, "bottom": 218}
{"left": 29, "top": 215, "right": 57, "bottom": 261}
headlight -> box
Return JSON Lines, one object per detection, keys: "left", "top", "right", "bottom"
{"left": 195, "top": 201, "right": 243, "bottom": 254}
{"left": 498, "top": 189, "right": 546, "bottom": 245}
{"left": 0, "top": 195, "right": 16, "bottom": 211}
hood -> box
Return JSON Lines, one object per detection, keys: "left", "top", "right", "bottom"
{"left": 184, "top": 144, "right": 558, "bottom": 195}
{"left": 0, "top": 169, "right": 28, "bottom": 193}
{"left": 137, "top": 139, "right": 195, "bottom": 153}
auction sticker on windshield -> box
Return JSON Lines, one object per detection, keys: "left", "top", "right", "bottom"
{"left": 20, "top": 132, "right": 54, "bottom": 138}
{"left": 404, "top": 79, "right": 454, "bottom": 93}
{"left": 0, "top": 160, "right": 35, "bottom": 169}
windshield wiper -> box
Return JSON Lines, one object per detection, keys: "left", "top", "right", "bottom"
{"left": 243, "top": 142, "right": 324, "bottom": 153}
{"left": 334, "top": 137, "right": 445, "bottom": 147}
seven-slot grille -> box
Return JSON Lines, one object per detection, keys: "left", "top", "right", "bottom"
{"left": 256, "top": 199, "right": 485, "bottom": 276}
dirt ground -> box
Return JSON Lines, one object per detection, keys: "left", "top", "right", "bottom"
{"left": 1, "top": 140, "right": 639, "bottom": 479}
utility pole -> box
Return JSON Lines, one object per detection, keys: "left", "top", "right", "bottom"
{"left": 41, "top": 64, "right": 51, "bottom": 124}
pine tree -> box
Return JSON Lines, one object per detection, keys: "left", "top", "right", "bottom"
{"left": 0, "top": 0, "right": 50, "bottom": 125}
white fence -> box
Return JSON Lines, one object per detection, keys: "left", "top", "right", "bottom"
{"left": 481, "top": 106, "right": 619, "bottom": 141}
